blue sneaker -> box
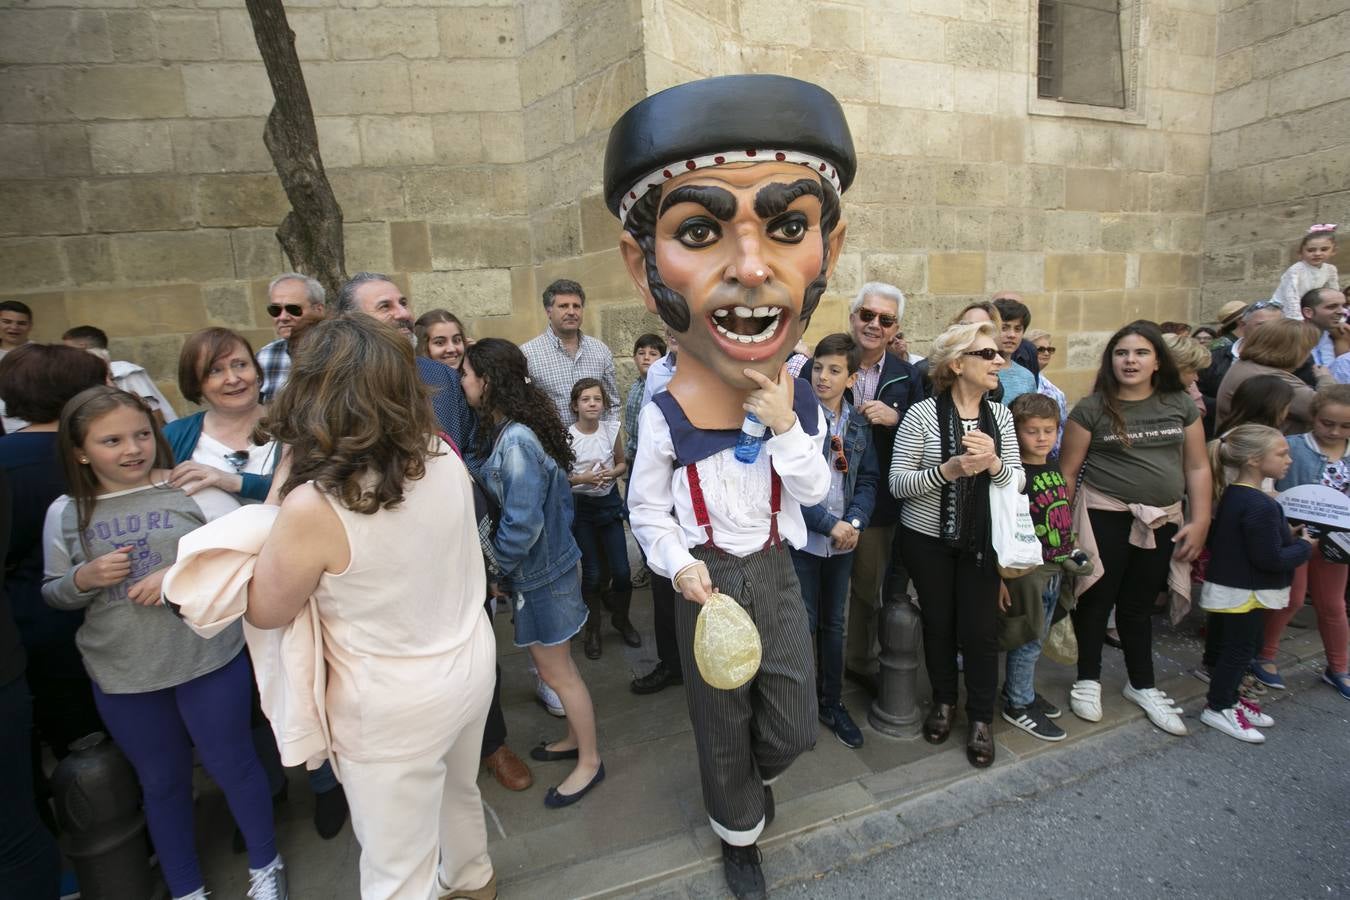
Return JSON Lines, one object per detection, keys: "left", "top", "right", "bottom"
{"left": 819, "top": 701, "right": 864, "bottom": 749}
{"left": 1322, "top": 668, "right": 1350, "bottom": 700}
{"left": 59, "top": 870, "right": 80, "bottom": 900}
{"left": 1250, "top": 659, "right": 1286, "bottom": 690}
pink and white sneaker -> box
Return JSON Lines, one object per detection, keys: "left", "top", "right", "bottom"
{"left": 1200, "top": 705, "right": 1265, "bottom": 743}
{"left": 1237, "top": 696, "right": 1273, "bottom": 727}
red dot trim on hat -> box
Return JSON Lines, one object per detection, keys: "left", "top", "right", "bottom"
{"left": 775, "top": 152, "right": 786, "bottom": 161}
{"left": 663, "top": 170, "right": 672, "bottom": 178}
{"left": 746, "top": 150, "right": 757, "bottom": 157}
{"left": 685, "top": 160, "right": 696, "bottom": 170}
{"left": 714, "top": 156, "right": 725, "bottom": 164}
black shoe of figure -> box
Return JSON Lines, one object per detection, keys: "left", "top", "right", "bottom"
{"left": 612, "top": 616, "right": 642, "bottom": 648}
{"left": 721, "top": 841, "right": 767, "bottom": 900}
{"left": 313, "top": 783, "right": 349, "bottom": 839}
{"left": 818, "top": 701, "right": 864, "bottom": 749}
{"left": 630, "top": 662, "right": 683, "bottom": 695}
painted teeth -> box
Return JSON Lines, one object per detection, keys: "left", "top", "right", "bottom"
{"left": 733, "top": 306, "right": 754, "bottom": 318}
{"left": 714, "top": 321, "right": 778, "bottom": 344}
{"left": 714, "top": 309, "right": 729, "bottom": 318}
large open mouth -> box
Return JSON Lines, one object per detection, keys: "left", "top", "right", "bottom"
{"left": 711, "top": 305, "right": 783, "bottom": 345}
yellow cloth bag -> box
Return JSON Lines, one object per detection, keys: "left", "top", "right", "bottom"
{"left": 693, "top": 592, "right": 762, "bottom": 690}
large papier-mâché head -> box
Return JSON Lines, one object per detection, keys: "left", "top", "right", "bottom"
{"left": 605, "top": 75, "right": 856, "bottom": 390}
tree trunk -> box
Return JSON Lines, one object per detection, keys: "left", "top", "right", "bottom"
{"left": 245, "top": 0, "right": 346, "bottom": 301}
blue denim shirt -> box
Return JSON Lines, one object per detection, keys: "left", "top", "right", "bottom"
{"left": 476, "top": 422, "right": 581, "bottom": 592}
{"left": 1276, "top": 431, "right": 1350, "bottom": 493}
{"left": 801, "top": 403, "right": 879, "bottom": 546}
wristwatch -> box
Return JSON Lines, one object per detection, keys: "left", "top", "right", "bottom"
{"left": 850, "top": 518, "right": 862, "bottom": 530}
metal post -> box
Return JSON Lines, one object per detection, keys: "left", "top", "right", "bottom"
{"left": 869, "top": 596, "right": 923, "bottom": 738}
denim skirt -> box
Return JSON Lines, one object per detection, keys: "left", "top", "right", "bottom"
{"left": 512, "top": 565, "right": 588, "bottom": 648}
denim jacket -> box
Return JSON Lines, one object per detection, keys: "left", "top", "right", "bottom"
{"left": 1275, "top": 431, "right": 1350, "bottom": 493}
{"left": 476, "top": 422, "right": 581, "bottom": 592}
{"left": 801, "top": 405, "right": 879, "bottom": 537}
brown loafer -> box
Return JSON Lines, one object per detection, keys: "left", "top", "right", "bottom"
{"left": 966, "top": 721, "right": 995, "bottom": 768}
{"left": 922, "top": 702, "right": 955, "bottom": 744}
{"left": 483, "top": 745, "right": 533, "bottom": 792}
{"left": 439, "top": 872, "right": 497, "bottom": 900}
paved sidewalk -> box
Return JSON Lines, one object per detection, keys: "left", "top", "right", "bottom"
{"left": 195, "top": 593, "right": 1334, "bottom": 899}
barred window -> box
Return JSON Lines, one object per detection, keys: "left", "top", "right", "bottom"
{"left": 1037, "top": 0, "right": 1129, "bottom": 109}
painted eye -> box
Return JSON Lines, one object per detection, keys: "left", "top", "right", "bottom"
{"left": 771, "top": 216, "right": 807, "bottom": 242}
{"left": 675, "top": 219, "right": 719, "bottom": 248}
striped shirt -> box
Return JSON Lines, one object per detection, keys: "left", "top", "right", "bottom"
{"left": 888, "top": 397, "right": 1024, "bottom": 539}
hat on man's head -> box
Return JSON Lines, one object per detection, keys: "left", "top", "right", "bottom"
{"left": 603, "top": 74, "right": 857, "bottom": 223}
{"left": 1217, "top": 300, "right": 1249, "bottom": 325}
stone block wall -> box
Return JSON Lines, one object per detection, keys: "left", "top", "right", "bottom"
{"left": 9, "top": 0, "right": 1345, "bottom": 412}
{"left": 632, "top": 0, "right": 1217, "bottom": 400}
{"left": 1203, "top": 0, "right": 1350, "bottom": 317}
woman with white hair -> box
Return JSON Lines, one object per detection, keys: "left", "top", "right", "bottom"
{"left": 889, "top": 322, "right": 1024, "bottom": 768}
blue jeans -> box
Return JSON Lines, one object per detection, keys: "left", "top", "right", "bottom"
{"left": 92, "top": 651, "right": 275, "bottom": 896}
{"left": 572, "top": 492, "right": 632, "bottom": 595}
{"left": 1003, "top": 573, "right": 1060, "bottom": 709}
{"left": 790, "top": 548, "right": 853, "bottom": 707}
{"left": 0, "top": 675, "right": 60, "bottom": 900}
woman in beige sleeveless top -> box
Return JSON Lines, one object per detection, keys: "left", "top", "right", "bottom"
{"left": 246, "top": 316, "right": 497, "bottom": 900}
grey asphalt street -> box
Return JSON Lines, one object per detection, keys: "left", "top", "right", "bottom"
{"left": 777, "top": 679, "right": 1350, "bottom": 900}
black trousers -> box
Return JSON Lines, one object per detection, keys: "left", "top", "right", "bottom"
{"left": 1072, "top": 510, "right": 1177, "bottom": 689}
{"left": 899, "top": 528, "right": 1001, "bottom": 724}
{"left": 1206, "top": 610, "right": 1265, "bottom": 711}
{"left": 651, "top": 573, "right": 681, "bottom": 676}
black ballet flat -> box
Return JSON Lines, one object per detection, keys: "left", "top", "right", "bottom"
{"left": 530, "top": 741, "right": 579, "bottom": 762}
{"left": 544, "top": 763, "right": 605, "bottom": 808}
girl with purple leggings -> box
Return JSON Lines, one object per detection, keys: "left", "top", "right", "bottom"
{"left": 41, "top": 387, "right": 285, "bottom": 900}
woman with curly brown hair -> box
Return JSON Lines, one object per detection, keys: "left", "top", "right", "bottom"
{"left": 461, "top": 338, "right": 604, "bottom": 809}
{"left": 245, "top": 316, "right": 497, "bottom": 900}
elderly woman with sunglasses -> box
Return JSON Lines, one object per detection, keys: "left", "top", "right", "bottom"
{"left": 1026, "top": 329, "right": 1068, "bottom": 456}
{"left": 889, "top": 321, "right": 1024, "bottom": 769}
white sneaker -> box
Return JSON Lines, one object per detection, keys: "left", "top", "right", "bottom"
{"left": 1123, "top": 684, "right": 1188, "bottom": 735}
{"left": 535, "top": 675, "right": 565, "bottom": 717}
{"left": 247, "top": 855, "right": 287, "bottom": 900}
{"left": 1237, "top": 696, "right": 1273, "bottom": 727}
{"left": 1069, "top": 680, "right": 1102, "bottom": 722}
{"left": 174, "top": 890, "right": 208, "bottom": 900}
{"left": 1200, "top": 705, "right": 1265, "bottom": 743}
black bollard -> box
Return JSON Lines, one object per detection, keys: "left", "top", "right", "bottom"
{"left": 50, "top": 732, "right": 159, "bottom": 900}
{"left": 869, "top": 596, "right": 923, "bottom": 738}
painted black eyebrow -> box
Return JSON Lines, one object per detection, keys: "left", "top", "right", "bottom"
{"left": 754, "top": 178, "right": 823, "bottom": 220}
{"left": 659, "top": 185, "right": 737, "bottom": 221}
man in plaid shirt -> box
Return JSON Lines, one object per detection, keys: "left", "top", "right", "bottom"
{"left": 257, "top": 273, "right": 327, "bottom": 404}
{"left": 520, "top": 279, "right": 619, "bottom": 426}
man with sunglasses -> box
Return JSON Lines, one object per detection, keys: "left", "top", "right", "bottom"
{"left": 1196, "top": 299, "right": 1287, "bottom": 437}
{"left": 844, "top": 282, "right": 921, "bottom": 694}
{"left": 256, "top": 273, "right": 327, "bottom": 404}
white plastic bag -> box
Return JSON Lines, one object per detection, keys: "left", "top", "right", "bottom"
{"left": 694, "top": 592, "right": 762, "bottom": 690}
{"left": 989, "top": 478, "right": 1043, "bottom": 579}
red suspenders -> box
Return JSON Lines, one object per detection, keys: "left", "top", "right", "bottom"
{"left": 685, "top": 461, "right": 782, "bottom": 552}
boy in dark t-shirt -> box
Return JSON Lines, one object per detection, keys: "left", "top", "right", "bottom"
{"left": 1000, "top": 394, "right": 1092, "bottom": 742}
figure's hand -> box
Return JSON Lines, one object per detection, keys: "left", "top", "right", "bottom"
{"left": 829, "top": 520, "right": 859, "bottom": 552}
{"left": 742, "top": 365, "right": 797, "bottom": 435}
{"left": 997, "top": 581, "right": 1012, "bottom": 612}
{"left": 1172, "top": 520, "right": 1209, "bottom": 563}
{"left": 75, "top": 546, "right": 133, "bottom": 591}
{"left": 169, "top": 461, "right": 241, "bottom": 496}
{"left": 674, "top": 562, "right": 714, "bottom": 605}
{"left": 127, "top": 569, "right": 166, "bottom": 607}
{"left": 859, "top": 400, "right": 899, "bottom": 428}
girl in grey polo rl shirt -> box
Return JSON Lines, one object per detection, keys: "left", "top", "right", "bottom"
{"left": 42, "top": 386, "right": 283, "bottom": 900}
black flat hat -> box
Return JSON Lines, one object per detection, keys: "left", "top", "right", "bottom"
{"left": 603, "top": 74, "right": 857, "bottom": 220}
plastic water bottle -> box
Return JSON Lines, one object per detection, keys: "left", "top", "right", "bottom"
{"left": 734, "top": 412, "right": 767, "bottom": 463}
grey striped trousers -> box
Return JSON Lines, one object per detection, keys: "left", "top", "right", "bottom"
{"left": 677, "top": 544, "right": 817, "bottom": 846}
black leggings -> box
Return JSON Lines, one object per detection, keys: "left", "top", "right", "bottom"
{"left": 1205, "top": 610, "right": 1265, "bottom": 711}
{"left": 1072, "top": 509, "right": 1177, "bottom": 689}
{"left": 899, "top": 528, "right": 1001, "bottom": 723}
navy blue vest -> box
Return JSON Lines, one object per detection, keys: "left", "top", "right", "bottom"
{"left": 651, "top": 377, "right": 821, "bottom": 468}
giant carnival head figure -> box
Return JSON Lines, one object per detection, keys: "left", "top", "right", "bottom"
{"left": 605, "top": 75, "right": 856, "bottom": 394}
